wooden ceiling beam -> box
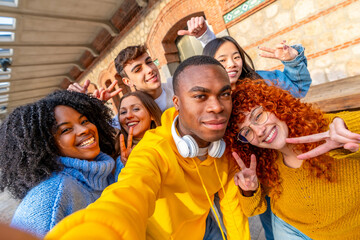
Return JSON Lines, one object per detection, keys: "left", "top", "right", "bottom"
{"left": 0, "top": 11, "right": 120, "bottom": 36}
{"left": 10, "top": 62, "right": 85, "bottom": 71}
{"left": 0, "top": 45, "right": 99, "bottom": 57}
{"left": 3, "top": 74, "right": 74, "bottom": 82}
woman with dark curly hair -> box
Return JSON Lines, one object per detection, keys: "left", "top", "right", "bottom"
{"left": 224, "top": 80, "right": 360, "bottom": 239}
{"left": 0, "top": 90, "right": 120, "bottom": 238}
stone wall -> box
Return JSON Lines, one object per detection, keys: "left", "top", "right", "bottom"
{"left": 79, "top": 0, "right": 360, "bottom": 87}
{"left": 228, "top": 0, "right": 360, "bottom": 85}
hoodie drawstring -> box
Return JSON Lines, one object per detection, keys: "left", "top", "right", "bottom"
{"left": 192, "top": 158, "right": 226, "bottom": 240}
{"left": 213, "top": 159, "right": 226, "bottom": 197}
{"left": 214, "top": 159, "right": 242, "bottom": 235}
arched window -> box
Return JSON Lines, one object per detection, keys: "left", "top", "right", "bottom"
{"left": 175, "top": 34, "right": 204, "bottom": 62}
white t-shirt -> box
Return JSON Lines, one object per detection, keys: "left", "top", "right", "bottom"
{"left": 155, "top": 80, "right": 174, "bottom": 112}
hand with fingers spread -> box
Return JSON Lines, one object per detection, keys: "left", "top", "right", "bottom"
{"left": 92, "top": 80, "right": 122, "bottom": 102}
{"left": 119, "top": 127, "right": 134, "bottom": 165}
{"left": 258, "top": 40, "right": 299, "bottom": 62}
{"left": 232, "top": 152, "right": 259, "bottom": 196}
{"left": 177, "top": 16, "right": 207, "bottom": 38}
{"left": 67, "top": 79, "right": 91, "bottom": 94}
{"left": 286, "top": 117, "right": 360, "bottom": 160}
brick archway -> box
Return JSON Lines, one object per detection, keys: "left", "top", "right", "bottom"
{"left": 146, "top": 0, "right": 227, "bottom": 70}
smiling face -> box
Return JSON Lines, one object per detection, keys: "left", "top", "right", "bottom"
{"left": 214, "top": 41, "right": 243, "bottom": 86}
{"left": 119, "top": 95, "right": 153, "bottom": 140}
{"left": 122, "top": 52, "right": 162, "bottom": 98}
{"left": 239, "top": 107, "right": 289, "bottom": 150}
{"left": 53, "top": 105, "right": 100, "bottom": 160}
{"left": 173, "top": 64, "right": 232, "bottom": 148}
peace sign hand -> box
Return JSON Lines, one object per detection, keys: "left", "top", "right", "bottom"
{"left": 92, "top": 80, "right": 122, "bottom": 102}
{"left": 258, "top": 40, "right": 298, "bottom": 62}
{"left": 286, "top": 117, "right": 360, "bottom": 160}
{"left": 120, "top": 127, "right": 134, "bottom": 165}
{"left": 233, "top": 152, "right": 259, "bottom": 194}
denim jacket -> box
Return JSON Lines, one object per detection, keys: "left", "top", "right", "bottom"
{"left": 256, "top": 44, "right": 311, "bottom": 98}
{"left": 198, "top": 29, "right": 312, "bottom": 98}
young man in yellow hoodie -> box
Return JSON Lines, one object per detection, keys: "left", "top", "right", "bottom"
{"left": 46, "top": 56, "right": 250, "bottom": 240}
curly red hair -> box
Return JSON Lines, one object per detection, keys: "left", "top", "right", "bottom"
{"left": 224, "top": 80, "right": 333, "bottom": 199}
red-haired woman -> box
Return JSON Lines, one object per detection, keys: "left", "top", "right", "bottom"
{"left": 224, "top": 80, "right": 360, "bottom": 240}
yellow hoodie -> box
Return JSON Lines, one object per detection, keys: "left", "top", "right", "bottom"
{"left": 46, "top": 107, "right": 250, "bottom": 240}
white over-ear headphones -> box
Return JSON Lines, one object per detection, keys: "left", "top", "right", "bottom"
{"left": 171, "top": 115, "right": 226, "bottom": 158}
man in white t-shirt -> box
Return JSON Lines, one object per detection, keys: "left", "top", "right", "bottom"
{"left": 114, "top": 16, "right": 215, "bottom": 112}
{"left": 114, "top": 45, "right": 174, "bottom": 112}
{"left": 68, "top": 16, "right": 214, "bottom": 113}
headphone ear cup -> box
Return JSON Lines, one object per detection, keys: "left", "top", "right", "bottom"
{"left": 172, "top": 115, "right": 190, "bottom": 158}
{"left": 208, "top": 140, "right": 219, "bottom": 158}
{"left": 183, "top": 135, "right": 199, "bottom": 158}
{"left": 208, "top": 139, "right": 226, "bottom": 158}
{"left": 217, "top": 139, "right": 226, "bottom": 158}
{"left": 176, "top": 140, "right": 190, "bottom": 158}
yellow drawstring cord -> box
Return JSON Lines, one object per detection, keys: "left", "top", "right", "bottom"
{"left": 213, "top": 159, "right": 226, "bottom": 198}
{"left": 192, "top": 158, "right": 226, "bottom": 240}
{"left": 214, "top": 159, "right": 242, "bottom": 235}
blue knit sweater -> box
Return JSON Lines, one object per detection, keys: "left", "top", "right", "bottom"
{"left": 10, "top": 152, "right": 121, "bottom": 238}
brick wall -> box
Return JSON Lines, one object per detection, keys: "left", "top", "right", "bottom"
{"left": 79, "top": 0, "right": 360, "bottom": 88}
{"left": 228, "top": 0, "right": 360, "bottom": 85}
{"left": 146, "top": 0, "right": 226, "bottom": 67}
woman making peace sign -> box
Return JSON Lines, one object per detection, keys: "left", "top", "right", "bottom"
{"left": 114, "top": 91, "right": 162, "bottom": 179}
{"left": 224, "top": 80, "right": 360, "bottom": 240}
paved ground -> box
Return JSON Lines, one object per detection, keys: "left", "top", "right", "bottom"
{"left": 0, "top": 191, "right": 265, "bottom": 240}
